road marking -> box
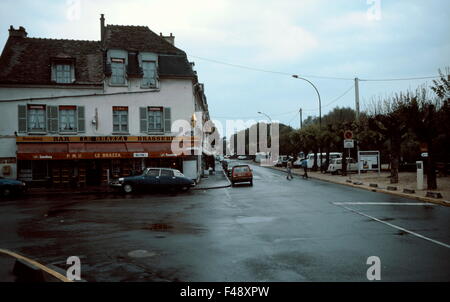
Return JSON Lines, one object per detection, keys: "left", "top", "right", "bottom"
{"left": 333, "top": 202, "right": 435, "bottom": 206}
{"left": 0, "top": 248, "right": 72, "bottom": 282}
{"left": 334, "top": 205, "right": 450, "bottom": 249}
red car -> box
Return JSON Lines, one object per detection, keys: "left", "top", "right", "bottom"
{"left": 230, "top": 165, "right": 253, "bottom": 186}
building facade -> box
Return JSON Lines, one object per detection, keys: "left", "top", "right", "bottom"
{"left": 0, "top": 15, "right": 210, "bottom": 186}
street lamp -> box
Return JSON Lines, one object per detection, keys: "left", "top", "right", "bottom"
{"left": 257, "top": 111, "right": 272, "bottom": 123}
{"left": 292, "top": 74, "right": 323, "bottom": 171}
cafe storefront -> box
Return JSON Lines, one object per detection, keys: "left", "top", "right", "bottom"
{"left": 16, "top": 135, "right": 200, "bottom": 187}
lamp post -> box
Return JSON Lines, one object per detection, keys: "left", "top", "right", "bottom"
{"left": 292, "top": 74, "right": 322, "bottom": 171}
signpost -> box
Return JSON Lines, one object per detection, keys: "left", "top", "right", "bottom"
{"left": 344, "top": 130, "right": 354, "bottom": 180}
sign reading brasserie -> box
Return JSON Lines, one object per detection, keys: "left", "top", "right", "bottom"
{"left": 16, "top": 136, "right": 198, "bottom": 143}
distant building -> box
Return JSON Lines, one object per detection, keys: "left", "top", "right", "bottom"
{"left": 0, "top": 15, "right": 210, "bottom": 186}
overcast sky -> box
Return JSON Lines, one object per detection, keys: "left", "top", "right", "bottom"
{"left": 1, "top": 0, "right": 449, "bottom": 134}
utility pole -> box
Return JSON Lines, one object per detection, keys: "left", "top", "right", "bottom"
{"left": 299, "top": 108, "right": 302, "bottom": 129}
{"left": 355, "top": 77, "right": 361, "bottom": 176}
{"left": 355, "top": 78, "right": 360, "bottom": 121}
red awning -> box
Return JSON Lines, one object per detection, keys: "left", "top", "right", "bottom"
{"left": 17, "top": 143, "right": 68, "bottom": 153}
{"left": 125, "top": 143, "right": 144, "bottom": 152}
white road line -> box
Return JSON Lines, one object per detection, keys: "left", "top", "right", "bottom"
{"left": 333, "top": 202, "right": 436, "bottom": 206}
{"left": 335, "top": 204, "right": 450, "bottom": 249}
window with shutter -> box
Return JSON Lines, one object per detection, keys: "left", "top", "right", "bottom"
{"left": 18, "top": 105, "right": 27, "bottom": 133}
{"left": 47, "top": 106, "right": 59, "bottom": 133}
{"left": 77, "top": 106, "right": 85, "bottom": 133}
{"left": 164, "top": 107, "right": 171, "bottom": 133}
{"left": 140, "top": 107, "right": 148, "bottom": 133}
{"left": 27, "top": 104, "right": 46, "bottom": 133}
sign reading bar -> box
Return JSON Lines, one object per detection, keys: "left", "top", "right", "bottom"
{"left": 16, "top": 136, "right": 199, "bottom": 143}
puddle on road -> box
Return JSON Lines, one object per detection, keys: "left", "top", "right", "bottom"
{"left": 236, "top": 216, "right": 276, "bottom": 224}
{"left": 127, "top": 250, "right": 157, "bottom": 258}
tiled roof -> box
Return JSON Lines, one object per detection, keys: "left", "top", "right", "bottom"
{"left": 158, "top": 55, "right": 196, "bottom": 78}
{"left": 0, "top": 36, "right": 103, "bottom": 85}
{"left": 104, "top": 25, "right": 185, "bottom": 55}
{"left": 0, "top": 24, "right": 197, "bottom": 85}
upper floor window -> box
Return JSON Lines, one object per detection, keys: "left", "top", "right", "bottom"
{"left": 142, "top": 61, "right": 157, "bottom": 88}
{"left": 55, "top": 64, "right": 72, "bottom": 83}
{"left": 113, "top": 106, "right": 128, "bottom": 133}
{"left": 148, "top": 107, "right": 163, "bottom": 132}
{"left": 27, "top": 105, "right": 46, "bottom": 132}
{"left": 18, "top": 104, "right": 85, "bottom": 134}
{"left": 51, "top": 58, "right": 75, "bottom": 84}
{"left": 59, "top": 106, "right": 77, "bottom": 132}
{"left": 139, "top": 106, "right": 171, "bottom": 134}
{"left": 111, "top": 58, "right": 125, "bottom": 85}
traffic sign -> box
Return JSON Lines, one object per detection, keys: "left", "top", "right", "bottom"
{"left": 344, "top": 130, "right": 353, "bottom": 140}
{"left": 344, "top": 139, "right": 354, "bottom": 149}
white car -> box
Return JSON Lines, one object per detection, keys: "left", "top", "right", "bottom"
{"left": 328, "top": 158, "right": 359, "bottom": 175}
{"left": 237, "top": 155, "right": 248, "bottom": 160}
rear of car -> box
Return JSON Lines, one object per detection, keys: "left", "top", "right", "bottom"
{"left": 230, "top": 165, "right": 253, "bottom": 186}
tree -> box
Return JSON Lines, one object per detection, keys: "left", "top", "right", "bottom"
{"left": 368, "top": 96, "right": 408, "bottom": 184}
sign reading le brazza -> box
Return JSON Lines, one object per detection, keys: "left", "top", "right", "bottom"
{"left": 16, "top": 136, "right": 197, "bottom": 143}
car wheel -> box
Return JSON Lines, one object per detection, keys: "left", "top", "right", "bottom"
{"left": 180, "top": 186, "right": 190, "bottom": 192}
{"left": 123, "top": 183, "right": 133, "bottom": 193}
{"left": 337, "top": 170, "right": 342, "bottom": 175}
{"left": 2, "top": 187, "right": 11, "bottom": 197}
{"left": 250, "top": 180, "right": 253, "bottom": 186}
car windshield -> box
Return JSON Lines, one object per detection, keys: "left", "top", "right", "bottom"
{"left": 234, "top": 166, "right": 250, "bottom": 173}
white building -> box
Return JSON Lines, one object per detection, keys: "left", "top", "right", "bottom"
{"left": 0, "top": 15, "right": 210, "bottom": 186}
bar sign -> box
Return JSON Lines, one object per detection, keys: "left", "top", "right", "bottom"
{"left": 133, "top": 153, "right": 149, "bottom": 158}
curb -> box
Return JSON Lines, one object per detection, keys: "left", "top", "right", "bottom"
{"left": 265, "top": 166, "right": 450, "bottom": 207}
{"left": 192, "top": 169, "right": 232, "bottom": 190}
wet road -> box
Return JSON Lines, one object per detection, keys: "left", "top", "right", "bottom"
{"left": 0, "top": 162, "right": 449, "bottom": 281}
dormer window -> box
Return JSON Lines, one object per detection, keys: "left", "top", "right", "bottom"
{"left": 111, "top": 58, "right": 126, "bottom": 85}
{"left": 142, "top": 61, "right": 157, "bottom": 88}
{"left": 51, "top": 58, "right": 75, "bottom": 84}
{"left": 55, "top": 64, "right": 72, "bottom": 83}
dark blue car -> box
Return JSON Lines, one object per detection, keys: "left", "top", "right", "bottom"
{"left": 110, "top": 168, "right": 195, "bottom": 193}
{"left": 0, "top": 177, "right": 27, "bottom": 197}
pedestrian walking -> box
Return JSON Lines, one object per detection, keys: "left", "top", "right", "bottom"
{"left": 301, "top": 158, "right": 308, "bottom": 179}
{"left": 286, "top": 158, "right": 293, "bottom": 180}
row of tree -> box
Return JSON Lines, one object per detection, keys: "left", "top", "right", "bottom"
{"left": 229, "top": 68, "right": 450, "bottom": 190}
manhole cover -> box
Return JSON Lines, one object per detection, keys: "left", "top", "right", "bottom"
{"left": 128, "top": 250, "right": 157, "bottom": 258}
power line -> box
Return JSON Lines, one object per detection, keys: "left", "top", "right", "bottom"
{"left": 322, "top": 84, "right": 355, "bottom": 108}
{"left": 189, "top": 54, "right": 353, "bottom": 81}
{"left": 189, "top": 54, "right": 441, "bottom": 83}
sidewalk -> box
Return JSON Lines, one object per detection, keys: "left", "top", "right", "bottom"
{"left": 24, "top": 164, "right": 230, "bottom": 196}
{"left": 193, "top": 163, "right": 231, "bottom": 190}
{"left": 268, "top": 166, "right": 450, "bottom": 206}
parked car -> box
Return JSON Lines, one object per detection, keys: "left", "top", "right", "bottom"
{"left": 275, "top": 155, "right": 289, "bottom": 167}
{"left": 293, "top": 158, "right": 305, "bottom": 168}
{"left": 230, "top": 165, "right": 253, "bottom": 186}
{"left": 328, "top": 158, "right": 359, "bottom": 175}
{"left": 110, "top": 168, "right": 195, "bottom": 193}
{"left": 0, "top": 177, "right": 27, "bottom": 197}
{"left": 222, "top": 159, "right": 232, "bottom": 171}
{"left": 237, "top": 155, "right": 248, "bottom": 160}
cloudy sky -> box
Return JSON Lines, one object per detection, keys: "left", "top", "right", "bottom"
{"left": 1, "top": 0, "right": 449, "bottom": 133}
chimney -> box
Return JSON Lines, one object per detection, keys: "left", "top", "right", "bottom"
{"left": 100, "top": 14, "right": 105, "bottom": 43}
{"left": 161, "top": 33, "right": 175, "bottom": 46}
{"left": 9, "top": 26, "right": 27, "bottom": 38}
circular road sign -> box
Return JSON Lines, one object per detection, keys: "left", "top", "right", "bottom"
{"left": 344, "top": 130, "right": 353, "bottom": 140}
